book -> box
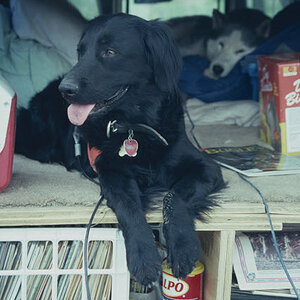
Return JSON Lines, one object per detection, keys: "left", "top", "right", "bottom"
{"left": 4, "top": 244, "right": 21, "bottom": 300}
{"left": 0, "top": 242, "right": 9, "bottom": 269}
{"left": 201, "top": 144, "right": 300, "bottom": 177}
{"left": 231, "top": 287, "right": 298, "bottom": 299}
{"left": 233, "top": 232, "right": 300, "bottom": 291}
{"left": 65, "top": 240, "right": 82, "bottom": 269}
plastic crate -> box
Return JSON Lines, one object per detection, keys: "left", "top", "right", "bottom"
{"left": 0, "top": 227, "right": 129, "bottom": 300}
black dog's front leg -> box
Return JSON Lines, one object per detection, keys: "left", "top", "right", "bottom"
{"left": 163, "top": 191, "right": 201, "bottom": 279}
{"left": 163, "top": 162, "right": 223, "bottom": 279}
{"left": 98, "top": 170, "right": 161, "bottom": 285}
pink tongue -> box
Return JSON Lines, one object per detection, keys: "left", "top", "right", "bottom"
{"left": 67, "top": 104, "right": 95, "bottom": 125}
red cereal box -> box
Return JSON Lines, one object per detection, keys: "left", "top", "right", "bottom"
{"left": 258, "top": 52, "right": 300, "bottom": 154}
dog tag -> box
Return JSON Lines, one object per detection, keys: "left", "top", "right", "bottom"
{"left": 119, "top": 129, "right": 138, "bottom": 157}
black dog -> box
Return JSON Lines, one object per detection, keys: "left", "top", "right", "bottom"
{"left": 16, "top": 13, "right": 224, "bottom": 284}
{"left": 15, "top": 80, "right": 95, "bottom": 177}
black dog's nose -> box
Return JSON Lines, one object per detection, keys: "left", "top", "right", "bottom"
{"left": 212, "top": 65, "right": 224, "bottom": 76}
{"left": 59, "top": 80, "right": 79, "bottom": 99}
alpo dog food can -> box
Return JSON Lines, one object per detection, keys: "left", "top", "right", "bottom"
{"left": 162, "top": 261, "right": 204, "bottom": 300}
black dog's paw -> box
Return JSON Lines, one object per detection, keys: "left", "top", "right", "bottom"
{"left": 126, "top": 239, "right": 162, "bottom": 285}
{"left": 165, "top": 226, "right": 200, "bottom": 279}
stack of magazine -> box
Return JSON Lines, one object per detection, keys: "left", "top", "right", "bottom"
{"left": 201, "top": 144, "right": 300, "bottom": 176}
{"left": 0, "top": 240, "right": 113, "bottom": 300}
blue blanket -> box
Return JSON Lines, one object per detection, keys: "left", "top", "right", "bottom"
{"left": 178, "top": 20, "right": 300, "bottom": 102}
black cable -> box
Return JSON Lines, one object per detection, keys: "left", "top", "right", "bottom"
{"left": 73, "top": 126, "right": 100, "bottom": 186}
{"left": 186, "top": 107, "right": 300, "bottom": 299}
{"left": 84, "top": 195, "right": 104, "bottom": 300}
{"left": 76, "top": 156, "right": 100, "bottom": 186}
{"left": 184, "top": 100, "right": 202, "bottom": 149}
{"left": 73, "top": 127, "right": 104, "bottom": 299}
{"left": 77, "top": 150, "right": 103, "bottom": 299}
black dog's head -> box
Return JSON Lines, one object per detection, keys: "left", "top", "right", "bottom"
{"left": 59, "top": 13, "right": 181, "bottom": 126}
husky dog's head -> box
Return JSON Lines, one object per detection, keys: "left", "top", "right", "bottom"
{"left": 205, "top": 9, "right": 270, "bottom": 79}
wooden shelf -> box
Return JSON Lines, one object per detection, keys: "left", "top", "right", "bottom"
{"left": 1, "top": 204, "right": 299, "bottom": 232}
{"left": 2, "top": 126, "right": 300, "bottom": 300}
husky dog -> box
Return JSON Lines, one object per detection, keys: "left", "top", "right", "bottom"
{"left": 167, "top": 9, "right": 270, "bottom": 79}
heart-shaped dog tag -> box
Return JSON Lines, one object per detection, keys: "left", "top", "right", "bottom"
{"left": 119, "top": 139, "right": 138, "bottom": 157}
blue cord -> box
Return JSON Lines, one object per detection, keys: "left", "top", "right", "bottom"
{"left": 185, "top": 106, "right": 300, "bottom": 299}
{"left": 238, "top": 173, "right": 300, "bottom": 300}
{"left": 81, "top": 108, "right": 300, "bottom": 299}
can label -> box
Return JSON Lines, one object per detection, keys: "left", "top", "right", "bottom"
{"left": 162, "top": 261, "right": 204, "bottom": 300}
{"left": 163, "top": 273, "right": 190, "bottom": 297}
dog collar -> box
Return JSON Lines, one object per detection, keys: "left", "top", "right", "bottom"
{"left": 106, "top": 120, "right": 168, "bottom": 146}
{"left": 86, "top": 120, "right": 168, "bottom": 173}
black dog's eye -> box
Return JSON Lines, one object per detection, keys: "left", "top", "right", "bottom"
{"left": 103, "top": 49, "right": 116, "bottom": 57}
{"left": 236, "top": 49, "right": 245, "bottom": 54}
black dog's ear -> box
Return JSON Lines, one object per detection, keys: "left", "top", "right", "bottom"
{"left": 144, "top": 20, "right": 182, "bottom": 94}
{"left": 212, "top": 9, "right": 225, "bottom": 29}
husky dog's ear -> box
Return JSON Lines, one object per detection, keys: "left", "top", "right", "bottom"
{"left": 256, "top": 19, "right": 271, "bottom": 39}
{"left": 212, "top": 9, "right": 225, "bottom": 29}
{"left": 144, "top": 20, "right": 181, "bottom": 94}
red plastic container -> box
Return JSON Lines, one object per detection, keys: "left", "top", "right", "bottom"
{"left": 0, "top": 76, "right": 17, "bottom": 191}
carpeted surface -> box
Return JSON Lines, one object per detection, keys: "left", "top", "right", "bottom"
{"left": 1, "top": 125, "right": 300, "bottom": 209}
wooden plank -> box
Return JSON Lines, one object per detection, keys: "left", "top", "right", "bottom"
{"left": 0, "top": 207, "right": 286, "bottom": 231}
{"left": 196, "top": 214, "right": 283, "bottom": 231}
{"left": 195, "top": 222, "right": 282, "bottom": 231}
{"left": 199, "top": 231, "right": 235, "bottom": 300}
{"left": 216, "top": 199, "right": 300, "bottom": 215}
{"left": 198, "top": 231, "right": 221, "bottom": 300}
{"left": 207, "top": 213, "right": 300, "bottom": 225}
{"left": 269, "top": 204, "right": 300, "bottom": 215}
{"left": 223, "top": 231, "right": 235, "bottom": 300}
{"left": 0, "top": 206, "right": 116, "bottom": 226}
{"left": 213, "top": 204, "right": 264, "bottom": 214}
{"left": 270, "top": 214, "right": 300, "bottom": 224}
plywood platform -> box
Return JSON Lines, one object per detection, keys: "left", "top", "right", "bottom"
{"left": 1, "top": 125, "right": 300, "bottom": 230}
